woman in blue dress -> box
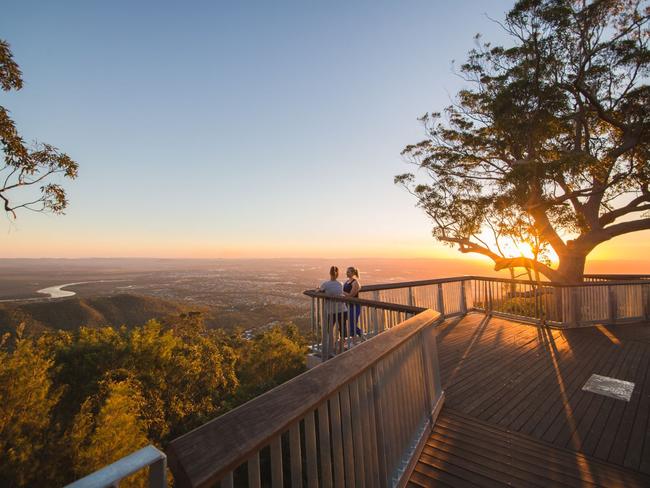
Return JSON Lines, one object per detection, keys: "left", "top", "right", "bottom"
{"left": 343, "top": 267, "right": 362, "bottom": 337}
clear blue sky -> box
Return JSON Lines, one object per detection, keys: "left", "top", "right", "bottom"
{"left": 1, "top": 1, "right": 526, "bottom": 259}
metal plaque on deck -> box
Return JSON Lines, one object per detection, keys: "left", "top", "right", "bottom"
{"left": 582, "top": 374, "right": 634, "bottom": 402}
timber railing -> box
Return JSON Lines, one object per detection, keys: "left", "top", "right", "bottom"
{"left": 304, "top": 290, "right": 425, "bottom": 361}
{"left": 584, "top": 273, "right": 650, "bottom": 282}
{"left": 356, "top": 275, "right": 650, "bottom": 328}
{"left": 306, "top": 275, "right": 650, "bottom": 361}
{"left": 166, "top": 309, "right": 444, "bottom": 488}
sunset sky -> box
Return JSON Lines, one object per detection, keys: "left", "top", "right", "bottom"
{"left": 1, "top": 1, "right": 648, "bottom": 270}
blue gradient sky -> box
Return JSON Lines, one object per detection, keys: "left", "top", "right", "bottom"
{"left": 1, "top": 1, "right": 647, "bottom": 265}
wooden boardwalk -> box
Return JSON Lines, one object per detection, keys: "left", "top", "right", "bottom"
{"left": 409, "top": 313, "right": 650, "bottom": 487}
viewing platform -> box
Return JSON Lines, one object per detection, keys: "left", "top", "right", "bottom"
{"left": 68, "top": 275, "right": 650, "bottom": 488}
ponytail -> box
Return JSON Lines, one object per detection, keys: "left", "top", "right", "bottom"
{"left": 347, "top": 266, "right": 360, "bottom": 278}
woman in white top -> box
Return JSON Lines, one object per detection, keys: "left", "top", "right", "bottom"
{"left": 319, "top": 266, "right": 347, "bottom": 344}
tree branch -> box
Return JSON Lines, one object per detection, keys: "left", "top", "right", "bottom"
{"left": 603, "top": 218, "right": 650, "bottom": 240}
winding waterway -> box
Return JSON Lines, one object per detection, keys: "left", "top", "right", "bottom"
{"left": 36, "top": 282, "right": 91, "bottom": 299}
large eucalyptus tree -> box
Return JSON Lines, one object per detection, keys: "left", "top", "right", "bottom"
{"left": 397, "top": 0, "right": 649, "bottom": 283}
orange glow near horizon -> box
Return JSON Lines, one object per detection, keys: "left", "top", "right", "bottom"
{"left": 0, "top": 221, "right": 648, "bottom": 274}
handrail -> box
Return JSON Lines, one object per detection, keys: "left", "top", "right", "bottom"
{"left": 303, "top": 289, "right": 425, "bottom": 314}
{"left": 64, "top": 445, "right": 166, "bottom": 488}
{"left": 585, "top": 273, "right": 650, "bottom": 281}
{"left": 346, "top": 275, "right": 650, "bottom": 328}
{"left": 361, "top": 275, "right": 650, "bottom": 289}
{"left": 167, "top": 309, "right": 443, "bottom": 488}
{"left": 360, "top": 276, "right": 471, "bottom": 291}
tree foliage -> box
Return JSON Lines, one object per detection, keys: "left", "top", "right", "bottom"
{"left": 397, "top": 0, "right": 650, "bottom": 282}
{"left": 0, "top": 316, "right": 307, "bottom": 487}
{"left": 69, "top": 379, "right": 150, "bottom": 488}
{"left": 0, "top": 39, "right": 78, "bottom": 218}
{"left": 0, "top": 330, "right": 61, "bottom": 486}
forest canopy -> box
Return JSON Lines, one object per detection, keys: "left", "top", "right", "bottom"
{"left": 0, "top": 316, "right": 307, "bottom": 487}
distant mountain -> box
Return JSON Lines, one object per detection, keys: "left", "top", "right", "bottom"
{"left": 0, "top": 294, "right": 201, "bottom": 336}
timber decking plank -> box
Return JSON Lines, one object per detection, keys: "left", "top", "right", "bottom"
{"left": 412, "top": 461, "right": 480, "bottom": 488}
{"left": 464, "top": 333, "right": 574, "bottom": 418}
{"left": 441, "top": 328, "right": 563, "bottom": 405}
{"left": 509, "top": 333, "right": 606, "bottom": 434}
{"left": 592, "top": 341, "right": 643, "bottom": 461}
{"left": 550, "top": 339, "right": 638, "bottom": 449}
{"left": 418, "top": 447, "right": 516, "bottom": 488}
{"left": 638, "top": 351, "right": 650, "bottom": 473}
{"left": 409, "top": 407, "right": 650, "bottom": 488}
{"left": 624, "top": 346, "right": 650, "bottom": 470}
{"left": 426, "top": 428, "right": 587, "bottom": 487}
{"left": 474, "top": 332, "right": 575, "bottom": 420}
{"left": 407, "top": 468, "right": 457, "bottom": 488}
{"left": 432, "top": 313, "right": 650, "bottom": 478}
{"left": 608, "top": 343, "right": 649, "bottom": 466}
{"left": 492, "top": 332, "right": 605, "bottom": 430}
{"left": 528, "top": 336, "right": 623, "bottom": 442}
{"left": 579, "top": 339, "right": 645, "bottom": 457}
{"left": 437, "top": 412, "right": 645, "bottom": 486}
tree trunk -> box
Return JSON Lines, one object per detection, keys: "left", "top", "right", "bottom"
{"left": 555, "top": 252, "right": 587, "bottom": 283}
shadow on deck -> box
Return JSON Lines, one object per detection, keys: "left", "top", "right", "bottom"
{"left": 410, "top": 313, "right": 650, "bottom": 487}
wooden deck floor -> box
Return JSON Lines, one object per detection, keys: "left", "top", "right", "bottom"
{"left": 409, "top": 313, "right": 650, "bottom": 487}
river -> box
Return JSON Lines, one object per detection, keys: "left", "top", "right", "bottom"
{"left": 36, "top": 282, "right": 92, "bottom": 299}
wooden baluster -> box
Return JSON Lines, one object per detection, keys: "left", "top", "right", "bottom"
{"left": 349, "top": 380, "right": 366, "bottom": 487}
{"left": 390, "top": 349, "right": 407, "bottom": 470}
{"left": 358, "top": 373, "right": 376, "bottom": 487}
{"left": 289, "top": 423, "right": 302, "bottom": 488}
{"left": 304, "top": 411, "right": 318, "bottom": 488}
{"left": 398, "top": 343, "right": 416, "bottom": 451}
{"left": 220, "top": 471, "right": 234, "bottom": 488}
{"left": 310, "top": 297, "right": 316, "bottom": 353}
{"left": 487, "top": 281, "right": 493, "bottom": 313}
{"left": 363, "top": 373, "right": 380, "bottom": 487}
{"left": 270, "top": 436, "right": 283, "bottom": 488}
{"left": 149, "top": 456, "right": 166, "bottom": 488}
{"left": 329, "top": 394, "right": 345, "bottom": 487}
{"left": 371, "top": 365, "right": 388, "bottom": 488}
{"left": 419, "top": 327, "right": 435, "bottom": 417}
{"left": 339, "top": 386, "right": 356, "bottom": 487}
{"left": 436, "top": 283, "right": 445, "bottom": 317}
{"left": 382, "top": 355, "right": 399, "bottom": 481}
{"left": 247, "top": 452, "right": 261, "bottom": 488}
{"left": 321, "top": 299, "right": 328, "bottom": 362}
{"left": 460, "top": 280, "right": 467, "bottom": 314}
{"left": 317, "top": 404, "right": 333, "bottom": 488}
{"left": 608, "top": 285, "right": 617, "bottom": 323}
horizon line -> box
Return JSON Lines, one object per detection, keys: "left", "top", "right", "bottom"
{"left": 0, "top": 255, "right": 643, "bottom": 263}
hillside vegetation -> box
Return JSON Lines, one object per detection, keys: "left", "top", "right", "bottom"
{"left": 0, "top": 313, "right": 307, "bottom": 487}
{"left": 0, "top": 293, "right": 310, "bottom": 339}
{"left": 0, "top": 294, "right": 198, "bottom": 336}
